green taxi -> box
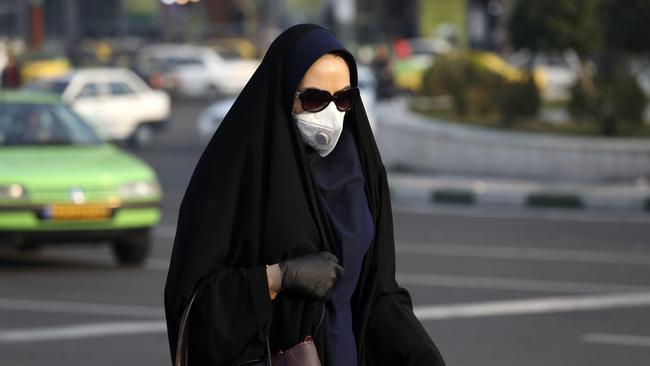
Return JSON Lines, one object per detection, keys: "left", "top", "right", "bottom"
{"left": 0, "top": 91, "right": 161, "bottom": 266}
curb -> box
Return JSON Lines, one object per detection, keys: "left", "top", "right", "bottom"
{"left": 375, "top": 99, "right": 650, "bottom": 181}
{"left": 525, "top": 192, "right": 584, "bottom": 209}
{"left": 387, "top": 174, "right": 650, "bottom": 212}
{"left": 431, "top": 189, "right": 475, "bottom": 205}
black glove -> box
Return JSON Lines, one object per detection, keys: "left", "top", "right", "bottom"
{"left": 279, "top": 252, "right": 344, "bottom": 301}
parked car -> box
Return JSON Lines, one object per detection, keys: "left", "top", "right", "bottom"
{"left": 508, "top": 49, "right": 581, "bottom": 101}
{"left": 357, "top": 65, "right": 378, "bottom": 131}
{"left": 196, "top": 96, "right": 236, "bottom": 143}
{"left": 20, "top": 52, "right": 71, "bottom": 83}
{"left": 27, "top": 68, "right": 171, "bottom": 148}
{"left": 204, "top": 37, "right": 259, "bottom": 59}
{"left": 0, "top": 91, "right": 162, "bottom": 265}
{"left": 197, "top": 66, "right": 378, "bottom": 142}
{"left": 137, "top": 44, "right": 259, "bottom": 99}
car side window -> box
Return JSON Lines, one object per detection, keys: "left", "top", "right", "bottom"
{"left": 75, "top": 83, "right": 99, "bottom": 99}
{"left": 109, "top": 82, "right": 136, "bottom": 96}
{"left": 170, "top": 57, "right": 204, "bottom": 67}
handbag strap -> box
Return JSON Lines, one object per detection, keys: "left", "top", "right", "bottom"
{"left": 175, "top": 284, "right": 326, "bottom": 366}
{"left": 175, "top": 287, "right": 200, "bottom": 366}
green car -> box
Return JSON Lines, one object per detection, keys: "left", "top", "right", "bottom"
{"left": 0, "top": 91, "right": 161, "bottom": 266}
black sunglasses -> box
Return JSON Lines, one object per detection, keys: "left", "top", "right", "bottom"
{"left": 294, "top": 87, "right": 359, "bottom": 112}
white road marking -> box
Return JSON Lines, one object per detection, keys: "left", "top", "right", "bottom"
{"left": 397, "top": 273, "right": 650, "bottom": 293}
{"left": 3, "top": 292, "right": 650, "bottom": 342}
{"left": 392, "top": 203, "right": 650, "bottom": 224}
{"left": 413, "top": 291, "right": 650, "bottom": 321}
{"left": 396, "top": 242, "right": 650, "bottom": 265}
{"left": 0, "top": 298, "right": 163, "bottom": 318}
{"left": 0, "top": 321, "right": 166, "bottom": 344}
{"left": 0, "top": 249, "right": 172, "bottom": 272}
{"left": 582, "top": 333, "right": 650, "bottom": 347}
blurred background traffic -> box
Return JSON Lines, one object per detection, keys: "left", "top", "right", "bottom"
{"left": 1, "top": 1, "right": 649, "bottom": 365}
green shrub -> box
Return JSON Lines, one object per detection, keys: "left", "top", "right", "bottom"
{"left": 569, "top": 62, "right": 647, "bottom": 135}
{"left": 568, "top": 77, "right": 595, "bottom": 121}
{"left": 421, "top": 52, "right": 498, "bottom": 116}
{"left": 496, "top": 73, "right": 541, "bottom": 125}
{"left": 607, "top": 67, "right": 646, "bottom": 126}
{"left": 420, "top": 51, "right": 541, "bottom": 123}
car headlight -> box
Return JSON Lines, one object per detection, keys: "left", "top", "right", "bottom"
{"left": 0, "top": 184, "right": 28, "bottom": 199}
{"left": 118, "top": 181, "right": 161, "bottom": 199}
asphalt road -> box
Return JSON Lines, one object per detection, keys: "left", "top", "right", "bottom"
{"left": 1, "top": 99, "right": 649, "bottom": 366}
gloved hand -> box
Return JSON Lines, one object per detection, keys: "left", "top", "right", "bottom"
{"left": 279, "top": 252, "right": 344, "bottom": 301}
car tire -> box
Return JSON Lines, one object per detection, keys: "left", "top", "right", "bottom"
{"left": 112, "top": 228, "right": 151, "bottom": 266}
{"left": 130, "top": 124, "right": 155, "bottom": 149}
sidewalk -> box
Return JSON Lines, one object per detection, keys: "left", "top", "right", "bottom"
{"left": 387, "top": 172, "right": 650, "bottom": 212}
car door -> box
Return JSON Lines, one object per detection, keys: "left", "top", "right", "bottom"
{"left": 99, "top": 78, "right": 144, "bottom": 140}
{"left": 67, "top": 81, "right": 109, "bottom": 137}
{"left": 170, "top": 55, "right": 213, "bottom": 96}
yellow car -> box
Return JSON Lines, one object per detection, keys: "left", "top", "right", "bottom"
{"left": 204, "top": 37, "right": 258, "bottom": 59}
{"left": 21, "top": 54, "right": 71, "bottom": 83}
{"left": 403, "top": 50, "right": 544, "bottom": 93}
{"left": 471, "top": 51, "right": 543, "bottom": 85}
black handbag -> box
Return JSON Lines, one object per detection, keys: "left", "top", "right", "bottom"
{"left": 175, "top": 283, "right": 323, "bottom": 366}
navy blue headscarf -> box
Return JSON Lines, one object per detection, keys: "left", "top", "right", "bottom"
{"left": 287, "top": 27, "right": 358, "bottom": 100}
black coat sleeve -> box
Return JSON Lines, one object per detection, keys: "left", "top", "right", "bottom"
{"left": 183, "top": 266, "right": 273, "bottom": 365}
{"left": 163, "top": 138, "right": 275, "bottom": 365}
{"left": 365, "top": 170, "right": 446, "bottom": 366}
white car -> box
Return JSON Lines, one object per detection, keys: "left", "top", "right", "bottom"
{"left": 197, "top": 66, "right": 378, "bottom": 142}
{"left": 508, "top": 49, "right": 581, "bottom": 102}
{"left": 138, "top": 44, "right": 259, "bottom": 99}
{"left": 197, "top": 97, "right": 237, "bottom": 143}
{"left": 357, "top": 65, "right": 377, "bottom": 131}
{"left": 28, "top": 68, "right": 171, "bottom": 148}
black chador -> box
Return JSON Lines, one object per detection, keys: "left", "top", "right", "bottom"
{"left": 164, "top": 24, "right": 446, "bottom": 366}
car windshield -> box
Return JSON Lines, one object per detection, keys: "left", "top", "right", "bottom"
{"left": 0, "top": 103, "right": 102, "bottom": 146}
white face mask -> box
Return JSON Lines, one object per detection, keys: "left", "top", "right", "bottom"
{"left": 293, "top": 102, "right": 345, "bottom": 157}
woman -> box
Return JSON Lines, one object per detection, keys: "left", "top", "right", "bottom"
{"left": 164, "top": 24, "right": 445, "bottom": 366}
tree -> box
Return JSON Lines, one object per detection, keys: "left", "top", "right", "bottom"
{"left": 599, "top": 0, "right": 650, "bottom": 55}
{"left": 508, "top": 0, "right": 601, "bottom": 58}
{"left": 592, "top": 0, "right": 650, "bottom": 134}
{"left": 509, "top": 0, "right": 650, "bottom": 135}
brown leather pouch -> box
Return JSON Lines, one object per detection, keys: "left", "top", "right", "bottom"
{"left": 249, "top": 336, "right": 320, "bottom": 366}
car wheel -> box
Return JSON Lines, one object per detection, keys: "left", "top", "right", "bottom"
{"left": 130, "top": 124, "right": 155, "bottom": 149}
{"left": 111, "top": 228, "right": 151, "bottom": 266}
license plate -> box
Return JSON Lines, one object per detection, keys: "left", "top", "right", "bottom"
{"left": 45, "top": 204, "right": 113, "bottom": 220}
